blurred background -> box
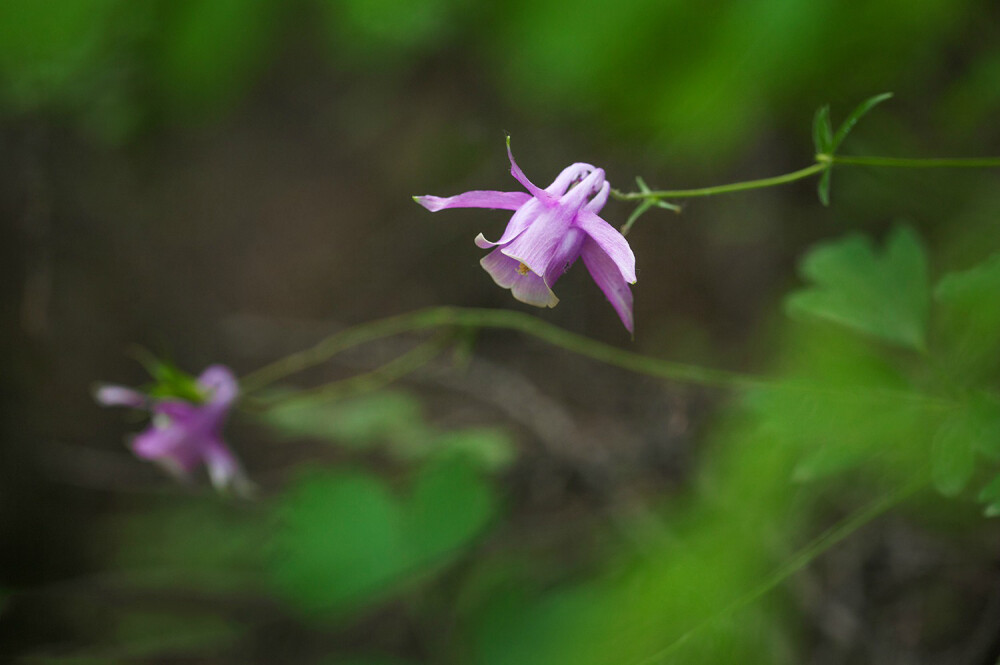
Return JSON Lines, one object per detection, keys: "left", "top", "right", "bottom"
{"left": 2, "top": 0, "right": 1000, "bottom": 663}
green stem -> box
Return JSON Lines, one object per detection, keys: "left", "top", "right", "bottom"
{"left": 831, "top": 155, "right": 1000, "bottom": 168}
{"left": 239, "top": 307, "right": 952, "bottom": 413}
{"left": 612, "top": 163, "right": 826, "bottom": 201}
{"left": 613, "top": 154, "right": 1000, "bottom": 204}
{"left": 239, "top": 306, "right": 765, "bottom": 394}
{"left": 634, "top": 477, "right": 925, "bottom": 665}
{"left": 245, "top": 332, "right": 453, "bottom": 409}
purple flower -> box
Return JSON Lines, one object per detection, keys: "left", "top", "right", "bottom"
{"left": 96, "top": 365, "right": 251, "bottom": 495}
{"left": 415, "top": 141, "right": 637, "bottom": 334}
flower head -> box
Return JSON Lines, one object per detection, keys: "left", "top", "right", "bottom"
{"left": 415, "top": 139, "right": 637, "bottom": 333}
{"left": 96, "top": 364, "right": 251, "bottom": 495}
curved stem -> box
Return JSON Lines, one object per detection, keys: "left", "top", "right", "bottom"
{"left": 239, "top": 306, "right": 766, "bottom": 394}
{"left": 612, "top": 163, "right": 826, "bottom": 201}
{"left": 613, "top": 154, "right": 1000, "bottom": 204}
{"left": 239, "top": 307, "right": 953, "bottom": 414}
{"left": 245, "top": 332, "right": 453, "bottom": 409}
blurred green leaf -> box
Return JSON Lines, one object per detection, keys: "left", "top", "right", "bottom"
{"left": 747, "top": 322, "right": 933, "bottom": 484}
{"left": 430, "top": 428, "right": 517, "bottom": 472}
{"left": 978, "top": 474, "right": 1000, "bottom": 517}
{"left": 262, "top": 390, "right": 516, "bottom": 470}
{"left": 830, "top": 92, "right": 893, "bottom": 151}
{"left": 270, "top": 470, "right": 406, "bottom": 614}
{"left": 271, "top": 460, "right": 503, "bottom": 616}
{"left": 786, "top": 225, "right": 929, "bottom": 350}
{"left": 812, "top": 104, "right": 833, "bottom": 154}
{"left": 261, "top": 391, "right": 427, "bottom": 449}
{"left": 406, "top": 456, "right": 497, "bottom": 567}
{"left": 931, "top": 413, "right": 978, "bottom": 496}
{"left": 935, "top": 253, "right": 1000, "bottom": 381}
{"left": 817, "top": 168, "right": 832, "bottom": 207}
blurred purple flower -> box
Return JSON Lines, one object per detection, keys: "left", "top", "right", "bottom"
{"left": 96, "top": 365, "right": 251, "bottom": 495}
{"left": 415, "top": 141, "right": 637, "bottom": 333}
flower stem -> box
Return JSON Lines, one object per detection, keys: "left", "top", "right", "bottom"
{"left": 612, "top": 163, "right": 827, "bottom": 201}
{"left": 831, "top": 155, "right": 1000, "bottom": 168}
{"left": 632, "top": 476, "right": 925, "bottom": 665}
{"left": 612, "top": 154, "right": 1000, "bottom": 203}
{"left": 245, "top": 331, "right": 453, "bottom": 409}
{"left": 239, "top": 306, "right": 766, "bottom": 394}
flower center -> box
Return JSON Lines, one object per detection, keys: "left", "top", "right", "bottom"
{"left": 517, "top": 262, "right": 530, "bottom": 276}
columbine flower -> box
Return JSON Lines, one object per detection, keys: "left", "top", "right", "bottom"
{"left": 415, "top": 140, "right": 638, "bottom": 334}
{"left": 96, "top": 365, "right": 251, "bottom": 495}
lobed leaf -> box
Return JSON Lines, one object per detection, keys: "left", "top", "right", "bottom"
{"left": 786, "top": 225, "right": 929, "bottom": 350}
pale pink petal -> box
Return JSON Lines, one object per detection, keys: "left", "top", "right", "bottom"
{"left": 414, "top": 190, "right": 531, "bottom": 212}
{"left": 581, "top": 237, "right": 635, "bottom": 334}
{"left": 543, "top": 227, "right": 585, "bottom": 287}
{"left": 500, "top": 169, "right": 605, "bottom": 275}
{"left": 198, "top": 365, "right": 239, "bottom": 408}
{"left": 545, "top": 163, "right": 597, "bottom": 197}
{"left": 499, "top": 205, "right": 572, "bottom": 277}
{"left": 203, "top": 437, "right": 253, "bottom": 496}
{"left": 94, "top": 385, "right": 146, "bottom": 408}
{"left": 153, "top": 400, "right": 199, "bottom": 422}
{"left": 575, "top": 210, "right": 636, "bottom": 283}
{"left": 585, "top": 181, "right": 610, "bottom": 213}
{"left": 131, "top": 425, "right": 193, "bottom": 466}
{"left": 556, "top": 168, "right": 606, "bottom": 210}
{"left": 480, "top": 248, "right": 558, "bottom": 308}
{"left": 474, "top": 198, "right": 545, "bottom": 249}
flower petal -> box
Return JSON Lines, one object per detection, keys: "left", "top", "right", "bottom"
{"left": 94, "top": 384, "right": 146, "bottom": 408}
{"left": 203, "top": 437, "right": 253, "bottom": 496}
{"left": 131, "top": 425, "right": 197, "bottom": 468}
{"left": 543, "top": 227, "right": 585, "bottom": 287}
{"left": 480, "top": 248, "right": 558, "bottom": 308}
{"left": 198, "top": 365, "right": 239, "bottom": 408}
{"left": 557, "top": 168, "right": 605, "bottom": 210}
{"left": 581, "top": 237, "right": 635, "bottom": 334}
{"left": 474, "top": 198, "right": 545, "bottom": 248}
{"left": 545, "top": 163, "right": 597, "bottom": 197}
{"left": 414, "top": 190, "right": 531, "bottom": 212}
{"left": 575, "top": 210, "right": 636, "bottom": 283}
{"left": 153, "top": 400, "right": 199, "bottom": 423}
{"left": 506, "top": 140, "right": 552, "bottom": 204}
{"left": 499, "top": 205, "right": 572, "bottom": 277}
{"left": 585, "top": 181, "right": 610, "bottom": 213}
{"left": 500, "top": 169, "right": 605, "bottom": 275}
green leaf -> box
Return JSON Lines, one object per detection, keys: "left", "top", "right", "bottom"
{"left": 931, "top": 413, "right": 982, "bottom": 496}
{"left": 260, "top": 391, "right": 427, "bottom": 449}
{"left": 430, "top": 428, "right": 517, "bottom": 472}
{"left": 270, "top": 470, "right": 407, "bottom": 615}
{"left": 816, "top": 168, "right": 832, "bottom": 207}
{"left": 934, "top": 253, "right": 1000, "bottom": 381}
{"left": 831, "top": 92, "right": 893, "bottom": 151}
{"left": 812, "top": 104, "right": 833, "bottom": 154}
{"left": 785, "top": 225, "right": 929, "bottom": 350}
{"left": 405, "top": 456, "right": 497, "bottom": 568}
{"left": 978, "top": 474, "right": 1000, "bottom": 517}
